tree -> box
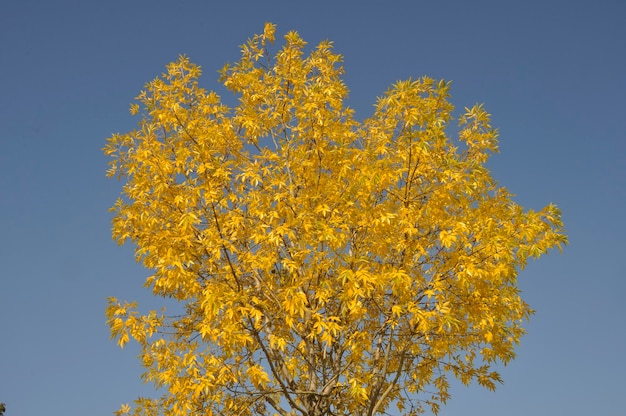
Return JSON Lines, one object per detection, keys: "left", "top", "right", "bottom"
{"left": 0, "top": 402, "right": 5, "bottom": 416}
{"left": 104, "top": 23, "right": 567, "bottom": 416}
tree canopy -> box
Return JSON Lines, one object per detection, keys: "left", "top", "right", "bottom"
{"left": 104, "top": 23, "right": 567, "bottom": 416}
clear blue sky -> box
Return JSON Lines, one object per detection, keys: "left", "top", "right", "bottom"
{"left": 1, "top": 1, "right": 624, "bottom": 415}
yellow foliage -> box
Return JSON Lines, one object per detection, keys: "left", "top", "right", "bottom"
{"left": 105, "top": 23, "right": 567, "bottom": 416}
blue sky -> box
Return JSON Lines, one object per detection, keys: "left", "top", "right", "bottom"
{"left": 1, "top": 0, "right": 624, "bottom": 415}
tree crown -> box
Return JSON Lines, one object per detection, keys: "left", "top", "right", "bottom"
{"left": 105, "top": 23, "right": 566, "bottom": 416}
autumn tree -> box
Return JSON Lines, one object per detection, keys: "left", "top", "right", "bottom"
{"left": 104, "top": 23, "right": 566, "bottom": 416}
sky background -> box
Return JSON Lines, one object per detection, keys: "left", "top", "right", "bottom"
{"left": 1, "top": 0, "right": 624, "bottom": 415}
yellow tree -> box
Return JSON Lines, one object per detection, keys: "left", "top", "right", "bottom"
{"left": 104, "top": 23, "right": 566, "bottom": 416}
